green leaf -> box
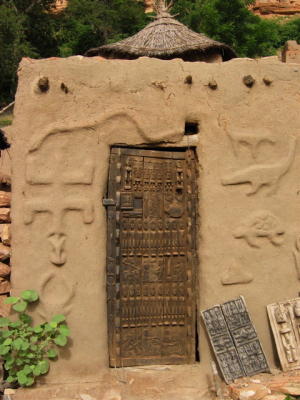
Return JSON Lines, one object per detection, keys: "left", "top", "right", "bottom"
{"left": 22, "top": 365, "right": 32, "bottom": 375}
{"left": 13, "top": 337, "right": 23, "bottom": 350}
{"left": 34, "top": 325, "right": 43, "bottom": 333}
{"left": 4, "top": 297, "right": 19, "bottom": 305}
{"left": 32, "top": 365, "right": 41, "bottom": 376}
{"left": 59, "top": 324, "right": 70, "bottom": 337}
{"left": 2, "top": 330, "right": 12, "bottom": 338}
{"left": 0, "top": 317, "right": 10, "bottom": 327}
{"left": 44, "top": 323, "right": 55, "bottom": 332}
{"left": 49, "top": 321, "right": 57, "bottom": 328}
{"left": 6, "top": 376, "right": 16, "bottom": 383}
{"left": 9, "top": 321, "right": 22, "bottom": 329}
{"left": 21, "top": 340, "right": 30, "bottom": 351}
{"left": 17, "top": 370, "right": 29, "bottom": 386}
{"left": 21, "top": 290, "right": 39, "bottom": 303}
{"left": 0, "top": 344, "right": 10, "bottom": 355}
{"left": 13, "top": 300, "right": 27, "bottom": 313}
{"left": 3, "top": 338, "right": 12, "bottom": 346}
{"left": 5, "top": 357, "right": 14, "bottom": 369}
{"left": 47, "top": 348, "right": 58, "bottom": 359}
{"left": 38, "top": 360, "right": 49, "bottom": 374}
{"left": 25, "top": 376, "right": 34, "bottom": 386}
{"left": 51, "top": 314, "right": 66, "bottom": 324}
{"left": 20, "top": 313, "right": 32, "bottom": 324}
{"left": 54, "top": 334, "right": 67, "bottom": 347}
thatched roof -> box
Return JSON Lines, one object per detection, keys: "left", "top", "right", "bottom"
{"left": 85, "top": 2, "right": 236, "bottom": 61}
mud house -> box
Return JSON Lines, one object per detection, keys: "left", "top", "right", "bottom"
{"left": 7, "top": 4, "right": 300, "bottom": 399}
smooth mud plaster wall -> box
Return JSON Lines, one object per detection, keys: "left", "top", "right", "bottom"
{"left": 10, "top": 56, "right": 300, "bottom": 384}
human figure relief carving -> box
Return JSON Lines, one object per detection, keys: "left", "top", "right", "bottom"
{"left": 293, "top": 234, "right": 300, "bottom": 279}
{"left": 267, "top": 298, "right": 300, "bottom": 371}
{"left": 24, "top": 132, "right": 96, "bottom": 266}
{"left": 234, "top": 210, "right": 285, "bottom": 248}
{"left": 275, "top": 305, "right": 298, "bottom": 364}
{"left": 221, "top": 129, "right": 296, "bottom": 195}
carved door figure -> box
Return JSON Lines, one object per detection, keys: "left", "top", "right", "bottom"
{"left": 106, "top": 147, "right": 198, "bottom": 367}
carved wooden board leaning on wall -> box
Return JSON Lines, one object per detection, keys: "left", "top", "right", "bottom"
{"left": 267, "top": 298, "right": 300, "bottom": 371}
{"left": 202, "top": 296, "right": 269, "bottom": 383}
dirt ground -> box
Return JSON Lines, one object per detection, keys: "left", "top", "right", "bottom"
{"left": 6, "top": 364, "right": 300, "bottom": 400}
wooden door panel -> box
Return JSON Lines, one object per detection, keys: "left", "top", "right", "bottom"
{"left": 106, "top": 147, "right": 197, "bottom": 367}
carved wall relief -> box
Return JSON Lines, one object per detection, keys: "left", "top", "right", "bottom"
{"left": 234, "top": 210, "right": 285, "bottom": 248}
{"left": 202, "top": 296, "right": 269, "bottom": 383}
{"left": 267, "top": 298, "right": 300, "bottom": 371}
{"left": 221, "top": 134, "right": 296, "bottom": 195}
{"left": 37, "top": 272, "right": 75, "bottom": 320}
{"left": 24, "top": 132, "right": 96, "bottom": 266}
{"left": 293, "top": 234, "right": 300, "bottom": 279}
{"left": 221, "top": 260, "right": 253, "bottom": 285}
{"left": 227, "top": 130, "right": 276, "bottom": 159}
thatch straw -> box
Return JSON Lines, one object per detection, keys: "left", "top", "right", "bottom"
{"left": 85, "top": 1, "right": 236, "bottom": 61}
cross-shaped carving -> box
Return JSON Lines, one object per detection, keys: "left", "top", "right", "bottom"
{"left": 24, "top": 153, "right": 95, "bottom": 266}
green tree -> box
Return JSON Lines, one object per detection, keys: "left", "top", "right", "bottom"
{"left": 56, "top": 0, "right": 148, "bottom": 57}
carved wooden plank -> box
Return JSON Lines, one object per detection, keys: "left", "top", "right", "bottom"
{"left": 221, "top": 297, "right": 269, "bottom": 376}
{"left": 267, "top": 298, "right": 300, "bottom": 371}
{"left": 106, "top": 147, "right": 198, "bottom": 367}
{"left": 201, "top": 305, "right": 244, "bottom": 383}
{"left": 202, "top": 296, "right": 269, "bottom": 383}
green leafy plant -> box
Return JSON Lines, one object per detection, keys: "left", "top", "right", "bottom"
{"left": 0, "top": 290, "right": 69, "bottom": 387}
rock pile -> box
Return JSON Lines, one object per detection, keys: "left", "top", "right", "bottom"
{"left": 227, "top": 373, "right": 300, "bottom": 400}
{"left": 0, "top": 182, "right": 11, "bottom": 317}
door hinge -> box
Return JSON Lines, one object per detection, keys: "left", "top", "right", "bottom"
{"left": 103, "top": 198, "right": 116, "bottom": 206}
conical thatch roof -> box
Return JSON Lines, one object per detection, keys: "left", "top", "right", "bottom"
{"left": 85, "top": 1, "right": 236, "bottom": 61}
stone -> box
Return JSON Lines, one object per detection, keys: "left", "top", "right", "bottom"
{"left": 271, "top": 384, "right": 300, "bottom": 396}
{"left": 0, "top": 262, "right": 10, "bottom": 277}
{"left": 263, "top": 395, "right": 287, "bottom": 400}
{"left": 0, "top": 208, "right": 10, "bottom": 222}
{"left": 250, "top": 1, "right": 300, "bottom": 18}
{"left": 0, "top": 191, "right": 11, "bottom": 207}
{"left": 1, "top": 224, "right": 11, "bottom": 246}
{"left": 282, "top": 40, "right": 300, "bottom": 64}
{"left": 229, "top": 383, "right": 270, "bottom": 400}
{"left": 0, "top": 279, "right": 10, "bottom": 294}
{"left": 0, "top": 243, "right": 10, "bottom": 261}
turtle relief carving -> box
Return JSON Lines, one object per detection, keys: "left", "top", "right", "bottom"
{"left": 221, "top": 126, "right": 296, "bottom": 195}
{"left": 234, "top": 210, "right": 285, "bottom": 248}
{"left": 24, "top": 131, "right": 96, "bottom": 266}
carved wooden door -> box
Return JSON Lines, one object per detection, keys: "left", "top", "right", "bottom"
{"left": 106, "top": 147, "right": 198, "bottom": 367}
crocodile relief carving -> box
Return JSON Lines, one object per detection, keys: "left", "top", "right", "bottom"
{"left": 221, "top": 128, "right": 296, "bottom": 195}
{"left": 24, "top": 131, "right": 96, "bottom": 266}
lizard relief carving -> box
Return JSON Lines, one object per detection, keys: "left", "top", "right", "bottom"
{"left": 24, "top": 131, "right": 96, "bottom": 266}
{"left": 221, "top": 133, "right": 296, "bottom": 196}
{"left": 234, "top": 210, "right": 285, "bottom": 248}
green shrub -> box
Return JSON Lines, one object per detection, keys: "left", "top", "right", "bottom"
{"left": 0, "top": 290, "right": 69, "bottom": 387}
